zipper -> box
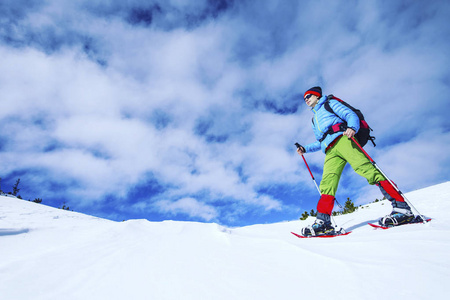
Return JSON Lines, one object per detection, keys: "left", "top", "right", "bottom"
{"left": 313, "top": 106, "right": 328, "bottom": 149}
{"left": 313, "top": 108, "right": 323, "bottom": 133}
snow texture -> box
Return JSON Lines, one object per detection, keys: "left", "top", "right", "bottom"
{"left": 1, "top": 182, "right": 449, "bottom": 300}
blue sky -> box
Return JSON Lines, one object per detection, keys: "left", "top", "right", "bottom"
{"left": 0, "top": 0, "right": 449, "bottom": 226}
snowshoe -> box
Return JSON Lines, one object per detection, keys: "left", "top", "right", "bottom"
{"left": 378, "top": 211, "right": 414, "bottom": 227}
{"left": 292, "top": 230, "right": 351, "bottom": 238}
{"left": 301, "top": 220, "right": 335, "bottom": 237}
{"left": 369, "top": 215, "right": 431, "bottom": 229}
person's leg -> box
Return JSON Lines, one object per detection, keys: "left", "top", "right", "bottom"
{"left": 335, "top": 137, "right": 385, "bottom": 185}
{"left": 301, "top": 144, "right": 347, "bottom": 236}
{"left": 377, "top": 180, "right": 411, "bottom": 213}
{"left": 336, "top": 137, "right": 413, "bottom": 225}
{"left": 316, "top": 144, "right": 347, "bottom": 223}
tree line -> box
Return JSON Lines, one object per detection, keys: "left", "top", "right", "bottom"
{"left": 300, "top": 197, "right": 384, "bottom": 220}
{"left": 0, "top": 178, "right": 42, "bottom": 203}
{"left": 0, "top": 177, "right": 73, "bottom": 211}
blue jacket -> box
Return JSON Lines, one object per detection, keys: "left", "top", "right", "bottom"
{"left": 304, "top": 95, "right": 360, "bottom": 153}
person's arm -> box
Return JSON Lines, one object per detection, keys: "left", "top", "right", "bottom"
{"left": 297, "top": 141, "right": 320, "bottom": 155}
{"left": 329, "top": 100, "right": 360, "bottom": 135}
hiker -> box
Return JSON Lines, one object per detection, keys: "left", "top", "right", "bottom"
{"left": 297, "top": 86, "right": 413, "bottom": 236}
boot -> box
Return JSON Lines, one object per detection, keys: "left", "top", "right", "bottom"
{"left": 301, "top": 218, "right": 335, "bottom": 236}
{"left": 379, "top": 211, "right": 414, "bottom": 227}
{"left": 377, "top": 181, "right": 414, "bottom": 226}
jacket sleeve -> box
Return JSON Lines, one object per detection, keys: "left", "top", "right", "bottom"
{"left": 329, "top": 100, "right": 360, "bottom": 132}
{"left": 304, "top": 141, "right": 321, "bottom": 153}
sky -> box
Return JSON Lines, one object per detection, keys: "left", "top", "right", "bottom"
{"left": 0, "top": 0, "right": 449, "bottom": 226}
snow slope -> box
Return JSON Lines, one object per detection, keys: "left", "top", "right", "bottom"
{"left": 1, "top": 182, "right": 449, "bottom": 300}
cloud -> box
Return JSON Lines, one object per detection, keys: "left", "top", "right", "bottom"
{"left": 0, "top": 0, "right": 449, "bottom": 225}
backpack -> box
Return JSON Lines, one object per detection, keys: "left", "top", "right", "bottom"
{"left": 313, "top": 95, "right": 376, "bottom": 147}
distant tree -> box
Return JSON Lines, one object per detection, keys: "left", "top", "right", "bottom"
{"left": 300, "top": 211, "right": 309, "bottom": 220}
{"left": 310, "top": 209, "right": 317, "bottom": 217}
{"left": 60, "top": 202, "right": 71, "bottom": 210}
{"left": 33, "top": 198, "right": 43, "bottom": 203}
{"left": 343, "top": 198, "right": 357, "bottom": 214}
{"left": 12, "top": 179, "right": 21, "bottom": 196}
{"left": 0, "top": 177, "right": 2, "bottom": 193}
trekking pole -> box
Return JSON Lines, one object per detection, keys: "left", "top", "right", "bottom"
{"left": 350, "top": 137, "right": 427, "bottom": 223}
{"left": 295, "top": 143, "right": 321, "bottom": 195}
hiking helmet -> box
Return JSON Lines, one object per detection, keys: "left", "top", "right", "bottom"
{"left": 304, "top": 86, "right": 322, "bottom": 99}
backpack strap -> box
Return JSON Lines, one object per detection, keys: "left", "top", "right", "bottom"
{"left": 324, "top": 96, "right": 346, "bottom": 123}
{"left": 316, "top": 97, "right": 347, "bottom": 143}
{"left": 311, "top": 97, "right": 341, "bottom": 124}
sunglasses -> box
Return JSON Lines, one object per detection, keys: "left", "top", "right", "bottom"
{"left": 304, "top": 94, "right": 313, "bottom": 101}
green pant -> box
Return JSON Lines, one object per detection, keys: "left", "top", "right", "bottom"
{"left": 320, "top": 136, "right": 386, "bottom": 196}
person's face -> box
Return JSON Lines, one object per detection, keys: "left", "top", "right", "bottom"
{"left": 304, "top": 94, "right": 319, "bottom": 107}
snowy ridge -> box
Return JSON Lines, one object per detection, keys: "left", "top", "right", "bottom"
{"left": 1, "top": 182, "right": 449, "bottom": 300}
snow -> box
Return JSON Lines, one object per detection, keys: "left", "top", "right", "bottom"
{"left": 1, "top": 182, "right": 450, "bottom": 300}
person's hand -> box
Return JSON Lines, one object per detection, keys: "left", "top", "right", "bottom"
{"left": 343, "top": 128, "right": 356, "bottom": 138}
{"left": 297, "top": 146, "right": 305, "bottom": 156}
